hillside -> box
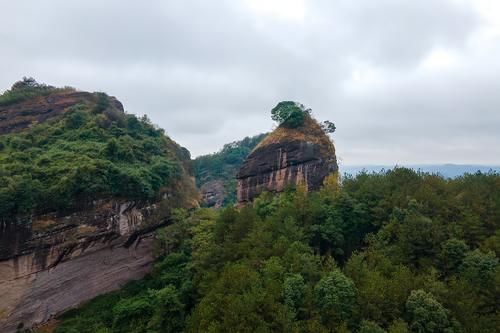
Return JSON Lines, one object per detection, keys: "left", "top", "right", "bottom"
{"left": 54, "top": 167, "right": 500, "bottom": 333}
{"left": 0, "top": 78, "right": 196, "bottom": 220}
{"left": 193, "top": 133, "right": 267, "bottom": 207}
{"left": 0, "top": 79, "right": 198, "bottom": 332}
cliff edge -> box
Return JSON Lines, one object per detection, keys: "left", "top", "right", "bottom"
{"left": 236, "top": 112, "right": 338, "bottom": 203}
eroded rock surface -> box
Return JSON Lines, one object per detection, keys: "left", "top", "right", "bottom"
{"left": 236, "top": 114, "right": 337, "bottom": 203}
{"left": 0, "top": 200, "right": 172, "bottom": 332}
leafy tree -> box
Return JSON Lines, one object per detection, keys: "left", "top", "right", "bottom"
{"left": 360, "top": 320, "right": 387, "bottom": 333}
{"left": 405, "top": 290, "right": 458, "bottom": 333}
{"left": 315, "top": 270, "right": 357, "bottom": 326}
{"left": 148, "top": 285, "right": 185, "bottom": 332}
{"left": 271, "top": 101, "right": 306, "bottom": 128}
{"left": 439, "top": 238, "right": 469, "bottom": 274}
{"left": 321, "top": 120, "right": 336, "bottom": 134}
{"left": 0, "top": 77, "right": 67, "bottom": 106}
{"left": 459, "top": 249, "right": 498, "bottom": 286}
{"left": 282, "top": 273, "right": 306, "bottom": 317}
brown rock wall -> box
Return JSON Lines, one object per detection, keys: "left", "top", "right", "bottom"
{"left": 236, "top": 138, "right": 337, "bottom": 203}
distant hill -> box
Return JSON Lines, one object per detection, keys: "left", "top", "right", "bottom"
{"left": 341, "top": 164, "right": 500, "bottom": 178}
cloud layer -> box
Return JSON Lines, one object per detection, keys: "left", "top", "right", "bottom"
{"left": 1, "top": 0, "right": 499, "bottom": 164}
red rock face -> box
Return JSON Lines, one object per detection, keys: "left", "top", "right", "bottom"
{"left": 0, "top": 200, "right": 166, "bottom": 332}
{"left": 236, "top": 140, "right": 338, "bottom": 203}
{"left": 0, "top": 90, "right": 123, "bottom": 135}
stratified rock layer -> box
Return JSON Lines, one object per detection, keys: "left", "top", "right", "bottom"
{"left": 236, "top": 115, "right": 337, "bottom": 203}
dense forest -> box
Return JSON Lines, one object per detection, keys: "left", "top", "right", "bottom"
{"left": 193, "top": 133, "right": 266, "bottom": 205}
{"left": 0, "top": 81, "right": 186, "bottom": 219}
{"left": 54, "top": 168, "right": 500, "bottom": 333}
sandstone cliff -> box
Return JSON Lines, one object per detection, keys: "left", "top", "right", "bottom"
{"left": 0, "top": 85, "right": 197, "bottom": 332}
{"left": 236, "top": 113, "right": 338, "bottom": 203}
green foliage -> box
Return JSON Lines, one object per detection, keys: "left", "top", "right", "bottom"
{"left": 56, "top": 249, "right": 193, "bottom": 333}
{"left": 405, "top": 290, "right": 458, "bottom": 333}
{"left": 55, "top": 168, "right": 500, "bottom": 333}
{"left": 282, "top": 273, "right": 306, "bottom": 316}
{"left": 193, "top": 133, "right": 266, "bottom": 206}
{"left": 0, "top": 94, "right": 182, "bottom": 219}
{"left": 321, "top": 120, "right": 336, "bottom": 134}
{"left": 0, "top": 77, "right": 70, "bottom": 106}
{"left": 315, "top": 270, "right": 357, "bottom": 326}
{"left": 439, "top": 238, "right": 469, "bottom": 274}
{"left": 360, "top": 320, "right": 387, "bottom": 333}
{"left": 271, "top": 101, "right": 306, "bottom": 128}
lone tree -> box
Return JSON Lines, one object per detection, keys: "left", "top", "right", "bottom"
{"left": 271, "top": 101, "right": 306, "bottom": 128}
{"left": 271, "top": 101, "right": 336, "bottom": 134}
{"left": 321, "top": 120, "right": 336, "bottom": 134}
{"left": 11, "top": 77, "right": 50, "bottom": 91}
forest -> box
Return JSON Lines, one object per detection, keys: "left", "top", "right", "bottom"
{"left": 53, "top": 168, "right": 500, "bottom": 333}
{"left": 0, "top": 90, "right": 183, "bottom": 219}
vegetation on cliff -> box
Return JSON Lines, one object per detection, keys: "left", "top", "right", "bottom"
{"left": 55, "top": 168, "right": 499, "bottom": 333}
{"left": 0, "top": 81, "right": 191, "bottom": 219}
{"left": 193, "top": 133, "right": 267, "bottom": 206}
{"left": 256, "top": 110, "right": 336, "bottom": 157}
{"left": 271, "top": 101, "right": 335, "bottom": 134}
{"left": 0, "top": 77, "right": 73, "bottom": 106}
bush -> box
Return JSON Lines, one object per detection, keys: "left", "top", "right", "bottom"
{"left": 0, "top": 77, "right": 68, "bottom": 106}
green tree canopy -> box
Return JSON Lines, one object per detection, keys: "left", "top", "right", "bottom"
{"left": 271, "top": 101, "right": 306, "bottom": 128}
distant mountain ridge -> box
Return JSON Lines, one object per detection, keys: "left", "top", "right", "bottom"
{"left": 341, "top": 164, "right": 500, "bottom": 178}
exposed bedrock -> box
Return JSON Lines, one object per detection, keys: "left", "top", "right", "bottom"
{"left": 236, "top": 115, "right": 338, "bottom": 203}
{"left": 0, "top": 200, "right": 169, "bottom": 332}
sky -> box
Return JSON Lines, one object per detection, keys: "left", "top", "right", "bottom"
{"left": 1, "top": 0, "right": 499, "bottom": 165}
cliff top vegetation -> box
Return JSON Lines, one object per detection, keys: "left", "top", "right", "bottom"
{"left": 0, "top": 80, "right": 191, "bottom": 220}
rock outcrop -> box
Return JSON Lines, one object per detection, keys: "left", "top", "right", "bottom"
{"left": 200, "top": 180, "right": 225, "bottom": 208}
{"left": 0, "top": 201, "right": 160, "bottom": 332}
{"left": 236, "top": 113, "right": 338, "bottom": 203}
{"left": 0, "top": 87, "right": 197, "bottom": 332}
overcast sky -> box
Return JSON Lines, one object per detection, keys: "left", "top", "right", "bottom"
{"left": 1, "top": 0, "right": 499, "bottom": 165}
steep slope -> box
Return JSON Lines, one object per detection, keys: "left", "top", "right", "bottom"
{"left": 236, "top": 113, "right": 338, "bottom": 203}
{"left": 0, "top": 79, "right": 197, "bottom": 332}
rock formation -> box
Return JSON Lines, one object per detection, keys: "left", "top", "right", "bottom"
{"left": 236, "top": 113, "right": 338, "bottom": 203}
{"left": 0, "top": 88, "right": 197, "bottom": 332}
{"left": 200, "top": 180, "right": 225, "bottom": 208}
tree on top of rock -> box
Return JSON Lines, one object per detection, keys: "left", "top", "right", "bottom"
{"left": 271, "top": 101, "right": 307, "bottom": 128}
{"left": 271, "top": 101, "right": 336, "bottom": 134}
